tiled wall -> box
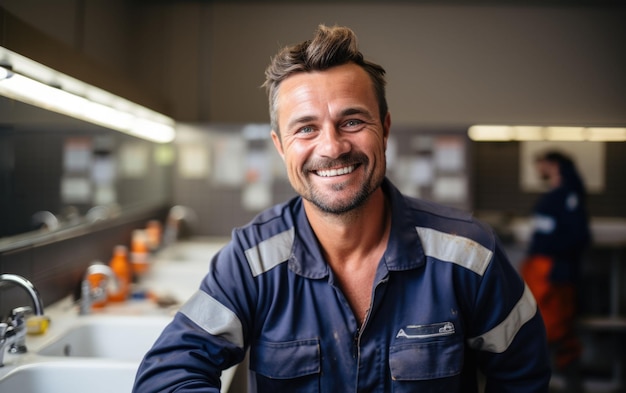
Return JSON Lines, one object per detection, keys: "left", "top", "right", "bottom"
{"left": 0, "top": 108, "right": 173, "bottom": 317}
{"left": 0, "top": 206, "right": 168, "bottom": 318}
{"left": 0, "top": 124, "right": 172, "bottom": 239}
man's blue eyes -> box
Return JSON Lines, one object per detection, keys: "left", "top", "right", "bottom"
{"left": 345, "top": 120, "right": 363, "bottom": 127}
{"left": 298, "top": 120, "right": 363, "bottom": 134}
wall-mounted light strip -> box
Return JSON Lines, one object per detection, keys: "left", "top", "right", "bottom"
{"left": 0, "top": 47, "right": 175, "bottom": 143}
{"left": 468, "top": 125, "right": 626, "bottom": 142}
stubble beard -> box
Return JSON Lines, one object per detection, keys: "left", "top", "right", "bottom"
{"left": 303, "top": 161, "right": 385, "bottom": 216}
{"left": 306, "top": 180, "right": 373, "bottom": 215}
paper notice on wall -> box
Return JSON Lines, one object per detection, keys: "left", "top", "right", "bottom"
{"left": 119, "top": 142, "right": 149, "bottom": 178}
{"left": 60, "top": 177, "right": 92, "bottom": 204}
{"left": 242, "top": 182, "right": 272, "bottom": 211}
{"left": 93, "top": 184, "right": 117, "bottom": 206}
{"left": 411, "top": 157, "right": 434, "bottom": 186}
{"left": 178, "top": 144, "right": 210, "bottom": 179}
{"left": 393, "top": 156, "right": 433, "bottom": 188}
{"left": 212, "top": 136, "right": 245, "bottom": 186}
{"left": 245, "top": 149, "right": 272, "bottom": 183}
{"left": 434, "top": 137, "right": 465, "bottom": 172}
{"left": 91, "top": 155, "right": 116, "bottom": 185}
{"left": 63, "top": 138, "right": 92, "bottom": 173}
{"left": 433, "top": 176, "right": 467, "bottom": 203}
{"left": 154, "top": 144, "right": 176, "bottom": 166}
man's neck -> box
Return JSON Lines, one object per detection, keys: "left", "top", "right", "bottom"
{"left": 303, "top": 187, "right": 391, "bottom": 267}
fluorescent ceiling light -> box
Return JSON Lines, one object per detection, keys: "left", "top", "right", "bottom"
{"left": 0, "top": 47, "right": 175, "bottom": 143}
{"left": 545, "top": 127, "right": 585, "bottom": 141}
{"left": 468, "top": 125, "right": 626, "bottom": 142}
{"left": 467, "top": 125, "right": 513, "bottom": 141}
{"left": 513, "top": 126, "right": 543, "bottom": 140}
{"left": 587, "top": 127, "right": 626, "bottom": 141}
{"left": 0, "top": 70, "right": 88, "bottom": 118}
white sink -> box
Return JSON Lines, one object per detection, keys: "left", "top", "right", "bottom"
{"left": 37, "top": 315, "right": 170, "bottom": 361}
{"left": 156, "top": 238, "right": 226, "bottom": 262}
{"left": 0, "top": 240, "right": 238, "bottom": 393}
{"left": 142, "top": 239, "right": 226, "bottom": 302}
{"left": 2, "top": 312, "right": 239, "bottom": 393}
{"left": 0, "top": 361, "right": 138, "bottom": 393}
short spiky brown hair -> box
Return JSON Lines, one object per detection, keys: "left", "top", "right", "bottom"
{"left": 263, "top": 25, "right": 388, "bottom": 135}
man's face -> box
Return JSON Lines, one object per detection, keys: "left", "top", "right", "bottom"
{"left": 535, "top": 160, "right": 551, "bottom": 182}
{"left": 271, "top": 63, "right": 390, "bottom": 215}
{"left": 535, "top": 159, "right": 559, "bottom": 188}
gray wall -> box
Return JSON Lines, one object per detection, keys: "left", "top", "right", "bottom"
{"left": 200, "top": 4, "right": 626, "bottom": 126}
{"left": 3, "top": 2, "right": 625, "bottom": 126}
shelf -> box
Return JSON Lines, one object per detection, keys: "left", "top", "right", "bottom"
{"left": 579, "top": 317, "right": 626, "bottom": 331}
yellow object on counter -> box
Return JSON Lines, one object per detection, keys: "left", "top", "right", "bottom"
{"left": 26, "top": 315, "right": 51, "bottom": 335}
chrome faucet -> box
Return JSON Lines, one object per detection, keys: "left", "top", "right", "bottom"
{"left": 79, "top": 263, "right": 119, "bottom": 315}
{"left": 0, "top": 273, "right": 45, "bottom": 367}
{"left": 163, "top": 205, "right": 198, "bottom": 246}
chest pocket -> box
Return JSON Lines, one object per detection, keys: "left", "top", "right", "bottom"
{"left": 389, "top": 335, "right": 463, "bottom": 392}
{"left": 250, "top": 338, "right": 320, "bottom": 393}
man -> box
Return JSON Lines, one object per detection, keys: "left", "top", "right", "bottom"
{"left": 133, "top": 25, "right": 550, "bottom": 392}
{"left": 521, "top": 151, "right": 591, "bottom": 392}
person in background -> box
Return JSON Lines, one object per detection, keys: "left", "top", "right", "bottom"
{"left": 133, "top": 24, "right": 550, "bottom": 392}
{"left": 521, "top": 150, "right": 591, "bottom": 392}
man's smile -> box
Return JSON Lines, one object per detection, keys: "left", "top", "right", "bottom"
{"left": 315, "top": 165, "right": 357, "bottom": 177}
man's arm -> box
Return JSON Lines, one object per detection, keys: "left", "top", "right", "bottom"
{"left": 467, "top": 241, "right": 552, "bottom": 392}
{"left": 132, "top": 242, "right": 254, "bottom": 393}
{"left": 132, "top": 312, "right": 245, "bottom": 392}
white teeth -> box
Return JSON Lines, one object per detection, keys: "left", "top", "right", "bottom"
{"left": 316, "top": 165, "right": 355, "bottom": 177}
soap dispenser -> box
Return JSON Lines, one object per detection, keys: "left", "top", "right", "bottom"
{"left": 108, "top": 245, "right": 131, "bottom": 302}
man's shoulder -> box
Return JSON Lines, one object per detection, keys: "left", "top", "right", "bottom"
{"left": 404, "top": 195, "right": 473, "bottom": 223}
{"left": 400, "top": 194, "right": 495, "bottom": 250}
{"left": 397, "top": 196, "right": 502, "bottom": 278}
{"left": 231, "top": 197, "right": 302, "bottom": 249}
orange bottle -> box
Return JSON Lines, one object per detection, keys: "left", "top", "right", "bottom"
{"left": 146, "top": 220, "right": 162, "bottom": 252}
{"left": 87, "top": 271, "right": 108, "bottom": 309}
{"left": 131, "top": 229, "right": 150, "bottom": 276}
{"left": 108, "top": 245, "right": 131, "bottom": 302}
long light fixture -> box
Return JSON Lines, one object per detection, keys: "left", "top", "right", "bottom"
{"left": 0, "top": 47, "right": 175, "bottom": 143}
{"left": 468, "top": 125, "right": 626, "bottom": 142}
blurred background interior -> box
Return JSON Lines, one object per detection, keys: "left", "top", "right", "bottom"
{"left": 0, "top": 0, "right": 625, "bottom": 391}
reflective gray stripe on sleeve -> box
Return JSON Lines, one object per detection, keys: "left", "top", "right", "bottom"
{"left": 179, "top": 290, "right": 244, "bottom": 349}
{"left": 467, "top": 284, "right": 537, "bottom": 353}
{"left": 415, "top": 226, "right": 493, "bottom": 276}
{"left": 244, "top": 228, "right": 294, "bottom": 277}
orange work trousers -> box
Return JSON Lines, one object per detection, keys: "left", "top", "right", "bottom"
{"left": 521, "top": 255, "right": 581, "bottom": 369}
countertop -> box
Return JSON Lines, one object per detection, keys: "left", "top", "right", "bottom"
{"left": 1, "top": 237, "right": 235, "bottom": 392}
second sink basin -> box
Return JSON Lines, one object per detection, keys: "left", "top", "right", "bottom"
{"left": 37, "top": 315, "right": 171, "bottom": 361}
{"left": 0, "top": 361, "right": 138, "bottom": 393}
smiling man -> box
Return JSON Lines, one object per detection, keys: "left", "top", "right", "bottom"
{"left": 133, "top": 25, "right": 551, "bottom": 393}
{"left": 272, "top": 62, "right": 389, "bottom": 216}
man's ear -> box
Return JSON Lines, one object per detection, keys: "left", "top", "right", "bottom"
{"left": 382, "top": 112, "right": 391, "bottom": 149}
{"left": 271, "top": 130, "right": 285, "bottom": 160}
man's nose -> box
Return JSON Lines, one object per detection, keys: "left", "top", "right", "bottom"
{"left": 318, "top": 126, "right": 350, "bottom": 158}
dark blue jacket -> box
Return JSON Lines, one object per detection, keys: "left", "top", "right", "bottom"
{"left": 133, "top": 179, "right": 550, "bottom": 392}
{"left": 528, "top": 182, "right": 591, "bottom": 283}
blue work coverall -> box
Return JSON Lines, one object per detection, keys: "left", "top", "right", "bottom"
{"left": 133, "top": 179, "right": 551, "bottom": 392}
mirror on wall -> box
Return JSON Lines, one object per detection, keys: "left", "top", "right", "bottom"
{"left": 0, "top": 96, "right": 174, "bottom": 245}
